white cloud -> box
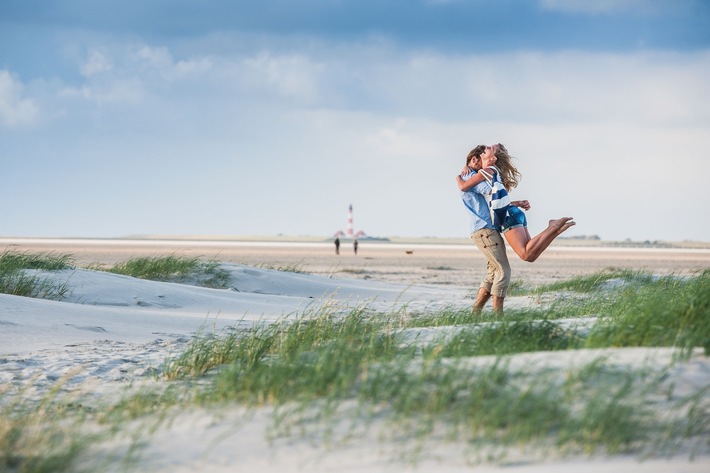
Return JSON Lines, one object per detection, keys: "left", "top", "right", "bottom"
{"left": 60, "top": 78, "right": 144, "bottom": 105}
{"left": 57, "top": 41, "right": 710, "bottom": 129}
{"left": 63, "top": 45, "right": 218, "bottom": 107}
{"left": 80, "top": 50, "right": 113, "bottom": 77}
{"left": 363, "top": 119, "right": 446, "bottom": 158}
{"left": 135, "top": 45, "right": 173, "bottom": 69}
{"left": 240, "top": 52, "right": 325, "bottom": 104}
{"left": 373, "top": 50, "right": 710, "bottom": 127}
{"left": 174, "top": 57, "right": 213, "bottom": 77}
{"left": 0, "top": 70, "right": 38, "bottom": 127}
{"left": 8, "top": 40, "right": 709, "bottom": 240}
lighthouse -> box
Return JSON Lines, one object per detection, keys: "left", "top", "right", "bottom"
{"left": 333, "top": 204, "right": 366, "bottom": 239}
{"left": 346, "top": 204, "right": 354, "bottom": 238}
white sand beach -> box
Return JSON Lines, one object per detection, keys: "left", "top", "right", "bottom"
{"left": 4, "top": 237, "right": 710, "bottom": 287}
{"left": 1, "top": 238, "right": 708, "bottom": 472}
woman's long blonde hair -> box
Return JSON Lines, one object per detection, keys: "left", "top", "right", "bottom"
{"left": 494, "top": 144, "right": 522, "bottom": 191}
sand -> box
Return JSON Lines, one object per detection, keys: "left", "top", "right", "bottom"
{"left": 3, "top": 237, "right": 710, "bottom": 287}
{"left": 1, "top": 237, "right": 708, "bottom": 472}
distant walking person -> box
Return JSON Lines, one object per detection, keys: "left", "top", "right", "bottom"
{"left": 334, "top": 237, "right": 341, "bottom": 255}
{"left": 353, "top": 239, "right": 359, "bottom": 255}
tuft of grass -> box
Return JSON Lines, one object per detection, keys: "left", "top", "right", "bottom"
{"left": 400, "top": 268, "right": 663, "bottom": 328}
{"left": 358, "top": 359, "right": 570, "bottom": 451}
{"left": 0, "top": 272, "right": 70, "bottom": 299}
{"left": 165, "top": 306, "right": 408, "bottom": 407}
{"left": 161, "top": 295, "right": 706, "bottom": 459}
{"left": 403, "top": 305, "right": 592, "bottom": 329}
{"left": 436, "top": 319, "right": 584, "bottom": 357}
{"left": 0, "top": 375, "right": 94, "bottom": 473}
{"left": 585, "top": 270, "right": 710, "bottom": 357}
{"left": 505, "top": 279, "right": 528, "bottom": 296}
{"left": 0, "top": 250, "right": 73, "bottom": 299}
{"left": 339, "top": 268, "right": 369, "bottom": 275}
{"left": 163, "top": 329, "right": 246, "bottom": 380}
{"left": 256, "top": 261, "right": 310, "bottom": 274}
{"left": 557, "top": 361, "right": 653, "bottom": 455}
{"left": 399, "top": 306, "right": 482, "bottom": 328}
{"left": 106, "top": 255, "right": 231, "bottom": 288}
{"left": 0, "top": 250, "right": 74, "bottom": 272}
{"left": 98, "top": 385, "right": 185, "bottom": 426}
{"left": 532, "top": 268, "right": 654, "bottom": 294}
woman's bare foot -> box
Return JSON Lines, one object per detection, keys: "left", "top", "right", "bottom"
{"left": 547, "top": 217, "right": 574, "bottom": 232}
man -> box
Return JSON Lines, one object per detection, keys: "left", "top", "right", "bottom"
{"left": 455, "top": 145, "right": 511, "bottom": 315}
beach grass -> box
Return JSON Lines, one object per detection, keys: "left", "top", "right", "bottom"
{"left": 586, "top": 269, "right": 710, "bottom": 357}
{"left": 155, "top": 269, "right": 709, "bottom": 459}
{"left": 530, "top": 267, "right": 656, "bottom": 294}
{"left": 0, "top": 374, "right": 93, "bottom": 473}
{"left": 492, "top": 268, "right": 656, "bottom": 298}
{"left": 146, "top": 270, "right": 708, "bottom": 460}
{"left": 257, "top": 261, "right": 310, "bottom": 274}
{"left": 3, "top": 266, "right": 708, "bottom": 469}
{"left": 157, "top": 317, "right": 687, "bottom": 460}
{"left": 436, "top": 319, "right": 584, "bottom": 357}
{"left": 338, "top": 268, "right": 370, "bottom": 275}
{"left": 104, "top": 254, "right": 231, "bottom": 288}
{"left": 0, "top": 250, "right": 74, "bottom": 271}
{"left": 0, "top": 250, "right": 73, "bottom": 299}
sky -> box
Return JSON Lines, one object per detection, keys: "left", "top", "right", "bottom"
{"left": 1, "top": 0, "right": 709, "bottom": 242}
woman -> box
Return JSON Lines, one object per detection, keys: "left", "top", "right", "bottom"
{"left": 456, "top": 144, "right": 575, "bottom": 262}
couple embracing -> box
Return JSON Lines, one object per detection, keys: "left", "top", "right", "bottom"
{"left": 456, "top": 144, "right": 575, "bottom": 315}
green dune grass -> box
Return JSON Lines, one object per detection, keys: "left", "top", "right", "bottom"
{"left": 103, "top": 254, "right": 231, "bottom": 288}
{"left": 0, "top": 250, "right": 73, "bottom": 299}
{"left": 1, "top": 260, "right": 708, "bottom": 472}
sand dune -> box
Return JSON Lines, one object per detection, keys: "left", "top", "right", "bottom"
{"left": 1, "top": 238, "right": 708, "bottom": 472}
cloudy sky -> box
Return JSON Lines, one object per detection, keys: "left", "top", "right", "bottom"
{"left": 2, "top": 0, "right": 709, "bottom": 242}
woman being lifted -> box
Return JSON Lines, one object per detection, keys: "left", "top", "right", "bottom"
{"left": 456, "top": 144, "right": 575, "bottom": 262}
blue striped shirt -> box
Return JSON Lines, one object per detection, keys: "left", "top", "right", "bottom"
{"left": 480, "top": 166, "right": 512, "bottom": 231}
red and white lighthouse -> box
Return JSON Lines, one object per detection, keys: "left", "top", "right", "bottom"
{"left": 333, "top": 204, "right": 366, "bottom": 239}
{"left": 346, "top": 204, "right": 354, "bottom": 238}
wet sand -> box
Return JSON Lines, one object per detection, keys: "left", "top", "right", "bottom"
{"left": 3, "top": 237, "right": 709, "bottom": 287}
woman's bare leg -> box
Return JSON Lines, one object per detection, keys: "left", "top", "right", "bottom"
{"left": 505, "top": 218, "right": 575, "bottom": 262}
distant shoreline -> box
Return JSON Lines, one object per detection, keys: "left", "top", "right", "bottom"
{"left": 2, "top": 236, "right": 710, "bottom": 252}
{"left": 2, "top": 235, "right": 710, "bottom": 250}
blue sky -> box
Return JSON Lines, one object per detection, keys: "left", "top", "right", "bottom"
{"left": 2, "top": 0, "right": 709, "bottom": 241}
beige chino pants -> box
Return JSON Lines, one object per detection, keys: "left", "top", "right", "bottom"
{"left": 471, "top": 227, "right": 511, "bottom": 298}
